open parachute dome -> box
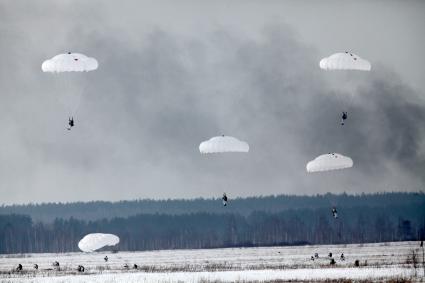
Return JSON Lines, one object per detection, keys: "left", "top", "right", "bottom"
{"left": 42, "top": 52, "right": 98, "bottom": 73}
{"left": 306, "top": 153, "right": 353, "bottom": 173}
{"left": 199, "top": 136, "right": 249, "bottom": 154}
{"left": 78, "top": 233, "right": 119, "bottom": 252}
{"left": 319, "top": 52, "right": 371, "bottom": 71}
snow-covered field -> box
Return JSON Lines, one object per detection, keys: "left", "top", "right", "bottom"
{"left": 0, "top": 241, "right": 423, "bottom": 282}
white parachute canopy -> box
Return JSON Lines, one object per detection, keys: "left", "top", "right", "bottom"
{"left": 306, "top": 153, "right": 353, "bottom": 173}
{"left": 199, "top": 135, "right": 249, "bottom": 154}
{"left": 319, "top": 52, "right": 371, "bottom": 71}
{"left": 78, "top": 233, "right": 119, "bottom": 252}
{"left": 41, "top": 52, "right": 98, "bottom": 115}
{"left": 42, "top": 52, "right": 98, "bottom": 73}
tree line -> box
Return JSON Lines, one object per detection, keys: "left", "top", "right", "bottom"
{"left": 1, "top": 192, "right": 423, "bottom": 223}
{"left": 0, "top": 198, "right": 424, "bottom": 253}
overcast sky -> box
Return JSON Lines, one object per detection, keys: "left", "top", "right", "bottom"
{"left": 0, "top": 0, "right": 424, "bottom": 204}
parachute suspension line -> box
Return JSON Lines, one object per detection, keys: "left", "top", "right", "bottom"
{"left": 64, "top": 74, "right": 73, "bottom": 117}
{"left": 332, "top": 90, "right": 349, "bottom": 118}
{"left": 342, "top": 90, "right": 355, "bottom": 115}
{"left": 344, "top": 73, "right": 358, "bottom": 112}
{"left": 65, "top": 74, "right": 77, "bottom": 117}
{"left": 58, "top": 73, "right": 87, "bottom": 117}
{"left": 332, "top": 89, "right": 355, "bottom": 124}
{"left": 55, "top": 73, "right": 72, "bottom": 117}
{"left": 320, "top": 52, "right": 371, "bottom": 126}
{"left": 41, "top": 52, "right": 98, "bottom": 120}
{"left": 199, "top": 136, "right": 250, "bottom": 205}
{"left": 328, "top": 192, "right": 337, "bottom": 211}
{"left": 71, "top": 81, "right": 88, "bottom": 117}
{"left": 347, "top": 91, "right": 355, "bottom": 109}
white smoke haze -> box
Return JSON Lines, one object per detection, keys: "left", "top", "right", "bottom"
{"left": 0, "top": 0, "right": 424, "bottom": 204}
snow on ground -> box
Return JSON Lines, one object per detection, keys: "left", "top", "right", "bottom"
{"left": 0, "top": 267, "right": 416, "bottom": 283}
{"left": 0, "top": 241, "right": 422, "bottom": 282}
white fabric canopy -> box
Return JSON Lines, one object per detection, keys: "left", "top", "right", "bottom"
{"left": 320, "top": 52, "right": 371, "bottom": 71}
{"left": 199, "top": 136, "right": 249, "bottom": 154}
{"left": 78, "top": 233, "right": 119, "bottom": 252}
{"left": 307, "top": 153, "right": 353, "bottom": 173}
{"left": 42, "top": 52, "right": 98, "bottom": 72}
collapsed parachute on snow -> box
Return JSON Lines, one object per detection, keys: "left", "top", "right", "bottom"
{"left": 319, "top": 52, "right": 371, "bottom": 71}
{"left": 199, "top": 136, "right": 249, "bottom": 154}
{"left": 78, "top": 233, "right": 119, "bottom": 252}
{"left": 306, "top": 153, "right": 353, "bottom": 173}
{"left": 42, "top": 52, "right": 98, "bottom": 73}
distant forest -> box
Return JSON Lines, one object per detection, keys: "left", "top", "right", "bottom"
{"left": 0, "top": 192, "right": 424, "bottom": 254}
{"left": 1, "top": 192, "right": 424, "bottom": 222}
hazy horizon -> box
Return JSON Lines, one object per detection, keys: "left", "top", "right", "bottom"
{"left": 1, "top": 190, "right": 423, "bottom": 206}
